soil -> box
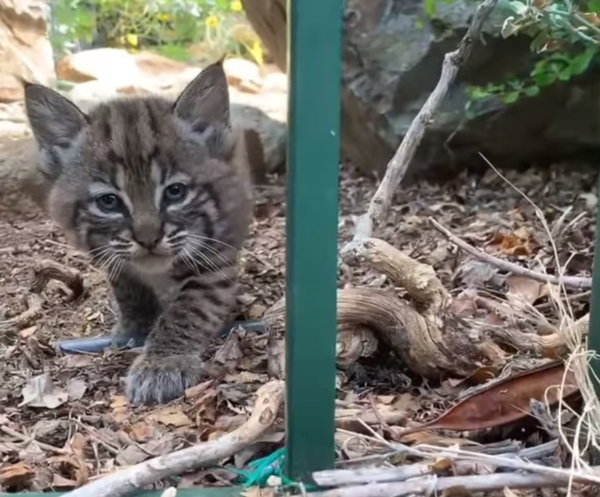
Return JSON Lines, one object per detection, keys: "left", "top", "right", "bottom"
{"left": 0, "top": 161, "right": 598, "bottom": 492}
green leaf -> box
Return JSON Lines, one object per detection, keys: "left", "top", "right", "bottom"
{"left": 503, "top": 91, "right": 520, "bottom": 104}
{"left": 534, "top": 71, "right": 557, "bottom": 87}
{"left": 530, "top": 31, "right": 549, "bottom": 53}
{"left": 569, "top": 48, "right": 597, "bottom": 75}
{"left": 425, "top": 0, "right": 437, "bottom": 17}
{"left": 588, "top": 0, "right": 600, "bottom": 14}
{"left": 558, "top": 67, "right": 573, "bottom": 81}
{"left": 524, "top": 85, "right": 540, "bottom": 97}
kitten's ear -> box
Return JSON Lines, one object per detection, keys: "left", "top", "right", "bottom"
{"left": 173, "top": 59, "right": 231, "bottom": 131}
{"left": 24, "top": 82, "right": 88, "bottom": 149}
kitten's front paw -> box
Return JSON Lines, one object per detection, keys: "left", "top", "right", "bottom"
{"left": 126, "top": 353, "right": 212, "bottom": 405}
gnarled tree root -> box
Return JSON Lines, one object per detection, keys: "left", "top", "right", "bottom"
{"left": 265, "top": 237, "right": 507, "bottom": 380}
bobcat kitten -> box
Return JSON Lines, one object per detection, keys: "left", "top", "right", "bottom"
{"left": 24, "top": 61, "right": 252, "bottom": 405}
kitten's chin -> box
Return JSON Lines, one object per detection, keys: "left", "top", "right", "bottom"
{"left": 132, "top": 254, "right": 173, "bottom": 274}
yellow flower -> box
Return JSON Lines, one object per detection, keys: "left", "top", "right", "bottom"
{"left": 230, "top": 0, "right": 243, "bottom": 12}
{"left": 206, "top": 15, "right": 220, "bottom": 28}
{"left": 125, "top": 33, "right": 139, "bottom": 47}
{"left": 157, "top": 13, "right": 171, "bottom": 22}
{"left": 248, "top": 40, "right": 264, "bottom": 65}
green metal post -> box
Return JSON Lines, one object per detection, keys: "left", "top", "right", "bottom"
{"left": 285, "top": 0, "right": 344, "bottom": 482}
{"left": 588, "top": 172, "right": 600, "bottom": 400}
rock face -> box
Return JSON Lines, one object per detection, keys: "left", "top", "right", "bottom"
{"left": 0, "top": 0, "right": 56, "bottom": 102}
{"left": 241, "top": 0, "right": 600, "bottom": 179}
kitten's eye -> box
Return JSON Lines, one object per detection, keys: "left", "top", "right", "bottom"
{"left": 164, "top": 183, "right": 188, "bottom": 203}
{"left": 95, "top": 193, "right": 122, "bottom": 213}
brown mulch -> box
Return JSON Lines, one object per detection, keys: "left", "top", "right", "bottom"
{"left": 0, "top": 161, "right": 597, "bottom": 492}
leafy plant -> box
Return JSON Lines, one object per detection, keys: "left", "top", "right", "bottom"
{"left": 466, "top": 0, "right": 600, "bottom": 106}
{"left": 49, "top": 0, "right": 264, "bottom": 65}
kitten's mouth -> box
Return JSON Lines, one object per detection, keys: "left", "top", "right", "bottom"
{"left": 132, "top": 253, "right": 172, "bottom": 272}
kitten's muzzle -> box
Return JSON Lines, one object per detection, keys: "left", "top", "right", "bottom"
{"left": 135, "top": 237, "right": 161, "bottom": 251}
{"left": 133, "top": 219, "right": 163, "bottom": 251}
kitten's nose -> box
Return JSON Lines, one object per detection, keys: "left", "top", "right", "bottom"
{"left": 133, "top": 220, "right": 162, "bottom": 250}
{"left": 137, "top": 237, "right": 161, "bottom": 250}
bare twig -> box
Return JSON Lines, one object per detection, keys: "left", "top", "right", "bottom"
{"left": 63, "top": 380, "right": 284, "bottom": 497}
{"left": 313, "top": 464, "right": 432, "bottom": 487}
{"left": 310, "top": 470, "right": 589, "bottom": 497}
{"left": 313, "top": 440, "right": 562, "bottom": 487}
{"left": 341, "top": 0, "right": 499, "bottom": 260}
{"left": 30, "top": 259, "right": 86, "bottom": 301}
{"left": 0, "top": 293, "right": 43, "bottom": 330}
{"left": 429, "top": 218, "right": 592, "bottom": 289}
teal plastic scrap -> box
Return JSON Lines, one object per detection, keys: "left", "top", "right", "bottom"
{"left": 221, "top": 448, "right": 319, "bottom": 491}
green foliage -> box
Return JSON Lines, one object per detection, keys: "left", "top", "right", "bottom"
{"left": 467, "top": 45, "right": 597, "bottom": 105}
{"left": 465, "top": 0, "right": 600, "bottom": 106}
{"left": 50, "top": 0, "right": 264, "bottom": 65}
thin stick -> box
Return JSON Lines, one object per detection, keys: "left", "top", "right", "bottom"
{"left": 341, "top": 0, "right": 499, "bottom": 258}
{"left": 63, "top": 380, "right": 284, "bottom": 497}
{"left": 310, "top": 470, "right": 589, "bottom": 497}
{"left": 313, "top": 464, "right": 432, "bottom": 487}
{"left": 0, "top": 293, "right": 44, "bottom": 330}
{"left": 429, "top": 218, "right": 592, "bottom": 289}
{"left": 312, "top": 440, "right": 561, "bottom": 487}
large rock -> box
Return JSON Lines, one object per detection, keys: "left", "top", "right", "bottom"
{"left": 241, "top": 0, "right": 600, "bottom": 179}
{"left": 0, "top": 0, "right": 56, "bottom": 103}
{"left": 56, "top": 48, "right": 192, "bottom": 87}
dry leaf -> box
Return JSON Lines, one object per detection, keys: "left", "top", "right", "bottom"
{"left": 0, "top": 463, "right": 33, "bottom": 486}
{"left": 399, "top": 362, "right": 578, "bottom": 436}
{"left": 450, "top": 294, "right": 477, "bottom": 317}
{"left": 129, "top": 421, "right": 158, "bottom": 443}
{"left": 243, "top": 487, "right": 277, "bottom": 497}
{"left": 109, "top": 394, "right": 130, "bottom": 422}
{"left": 224, "top": 371, "right": 264, "bottom": 383}
{"left": 506, "top": 275, "right": 543, "bottom": 306}
{"left": 19, "top": 326, "right": 37, "bottom": 338}
{"left": 214, "top": 329, "right": 243, "bottom": 368}
{"left": 184, "top": 379, "right": 214, "bottom": 399}
{"left": 51, "top": 474, "right": 78, "bottom": 489}
{"left": 19, "top": 373, "right": 68, "bottom": 409}
{"left": 110, "top": 395, "right": 128, "bottom": 408}
{"left": 431, "top": 457, "right": 453, "bottom": 472}
{"left": 48, "top": 455, "right": 89, "bottom": 486}
{"left": 579, "top": 192, "right": 598, "bottom": 209}
{"left": 457, "top": 260, "right": 500, "bottom": 287}
{"left": 161, "top": 488, "right": 177, "bottom": 497}
{"left": 66, "top": 432, "right": 87, "bottom": 459}
{"left": 484, "top": 312, "right": 504, "bottom": 325}
{"left": 503, "top": 487, "right": 522, "bottom": 497}
{"left": 148, "top": 406, "right": 192, "bottom": 427}
{"left": 494, "top": 227, "right": 538, "bottom": 257}
{"left": 66, "top": 378, "right": 87, "bottom": 401}
{"left": 116, "top": 444, "right": 152, "bottom": 466}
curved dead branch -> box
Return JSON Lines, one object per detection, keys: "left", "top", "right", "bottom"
{"left": 265, "top": 287, "right": 505, "bottom": 379}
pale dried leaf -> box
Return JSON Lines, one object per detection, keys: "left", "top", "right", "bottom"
{"left": 224, "top": 371, "right": 265, "bottom": 383}
{"left": 184, "top": 379, "right": 213, "bottom": 399}
{"left": 148, "top": 406, "right": 191, "bottom": 427}
{"left": 506, "top": 275, "right": 543, "bottom": 305}
{"left": 457, "top": 260, "right": 499, "bottom": 287}
{"left": 19, "top": 373, "right": 68, "bottom": 409}
{"left": 66, "top": 378, "right": 87, "bottom": 401}
{"left": 161, "top": 488, "right": 177, "bottom": 497}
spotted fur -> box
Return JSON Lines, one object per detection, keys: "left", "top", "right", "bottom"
{"left": 24, "top": 61, "right": 252, "bottom": 405}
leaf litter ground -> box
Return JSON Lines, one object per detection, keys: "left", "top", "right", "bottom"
{"left": 0, "top": 162, "right": 598, "bottom": 492}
